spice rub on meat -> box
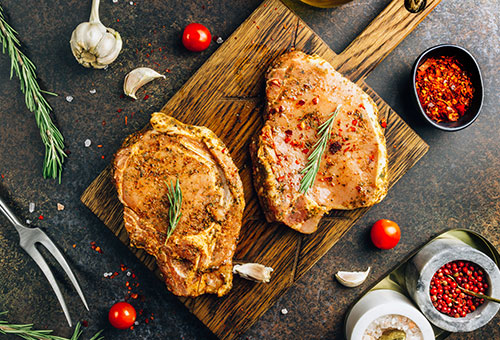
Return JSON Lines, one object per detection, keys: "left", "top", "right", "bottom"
{"left": 251, "top": 51, "right": 388, "bottom": 234}
{"left": 113, "top": 112, "right": 244, "bottom": 297}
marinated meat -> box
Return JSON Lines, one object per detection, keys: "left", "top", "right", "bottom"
{"left": 113, "top": 112, "right": 245, "bottom": 297}
{"left": 251, "top": 51, "right": 388, "bottom": 234}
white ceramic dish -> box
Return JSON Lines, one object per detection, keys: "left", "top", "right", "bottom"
{"left": 345, "top": 289, "right": 435, "bottom": 340}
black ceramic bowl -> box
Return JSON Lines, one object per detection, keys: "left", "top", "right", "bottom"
{"left": 411, "top": 44, "right": 484, "bottom": 131}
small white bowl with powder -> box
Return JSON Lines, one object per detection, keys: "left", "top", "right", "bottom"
{"left": 345, "top": 289, "right": 434, "bottom": 340}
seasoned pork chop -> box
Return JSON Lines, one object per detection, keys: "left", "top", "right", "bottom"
{"left": 113, "top": 113, "right": 245, "bottom": 297}
{"left": 251, "top": 51, "right": 388, "bottom": 234}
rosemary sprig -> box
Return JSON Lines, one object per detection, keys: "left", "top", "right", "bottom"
{"left": 0, "top": 6, "right": 66, "bottom": 182}
{"left": 447, "top": 275, "right": 500, "bottom": 304}
{"left": 299, "top": 105, "right": 342, "bottom": 193}
{"left": 165, "top": 178, "right": 182, "bottom": 245}
{"left": 0, "top": 311, "right": 104, "bottom": 340}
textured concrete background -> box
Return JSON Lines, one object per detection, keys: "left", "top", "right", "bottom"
{"left": 0, "top": 0, "right": 498, "bottom": 339}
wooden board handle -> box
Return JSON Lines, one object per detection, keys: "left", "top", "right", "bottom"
{"left": 333, "top": 0, "right": 442, "bottom": 81}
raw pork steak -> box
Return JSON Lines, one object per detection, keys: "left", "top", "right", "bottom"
{"left": 251, "top": 51, "right": 388, "bottom": 234}
{"left": 113, "top": 112, "right": 245, "bottom": 296}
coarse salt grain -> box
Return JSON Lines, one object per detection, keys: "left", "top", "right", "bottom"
{"left": 127, "top": 271, "right": 131, "bottom": 277}
{"left": 112, "top": 0, "right": 118, "bottom": 3}
{"left": 26, "top": 219, "right": 31, "bottom": 224}
{"left": 134, "top": 321, "right": 139, "bottom": 326}
{"left": 216, "top": 37, "right": 224, "bottom": 44}
{"left": 65, "top": 95, "right": 74, "bottom": 102}
{"left": 29, "top": 202, "right": 35, "bottom": 213}
{"left": 281, "top": 308, "right": 288, "bottom": 315}
{"left": 84, "top": 139, "right": 91, "bottom": 147}
{"left": 89, "top": 89, "right": 96, "bottom": 94}
{"left": 129, "top": 1, "right": 133, "bottom": 4}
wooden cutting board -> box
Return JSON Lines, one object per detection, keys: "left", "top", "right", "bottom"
{"left": 81, "top": 0, "right": 440, "bottom": 338}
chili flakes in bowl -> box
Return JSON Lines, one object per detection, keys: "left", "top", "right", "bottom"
{"left": 416, "top": 56, "right": 474, "bottom": 123}
{"left": 411, "top": 44, "right": 484, "bottom": 131}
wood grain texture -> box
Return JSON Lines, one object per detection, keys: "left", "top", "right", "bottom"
{"left": 333, "top": 0, "right": 442, "bottom": 81}
{"left": 81, "top": 0, "right": 437, "bottom": 338}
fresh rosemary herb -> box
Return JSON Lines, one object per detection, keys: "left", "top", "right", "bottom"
{"left": 0, "top": 6, "right": 66, "bottom": 182}
{"left": 165, "top": 178, "right": 182, "bottom": 244}
{"left": 0, "top": 311, "right": 104, "bottom": 340}
{"left": 299, "top": 105, "right": 342, "bottom": 193}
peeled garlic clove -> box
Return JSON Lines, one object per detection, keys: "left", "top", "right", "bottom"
{"left": 124, "top": 67, "right": 166, "bottom": 99}
{"left": 335, "top": 267, "right": 371, "bottom": 287}
{"left": 233, "top": 263, "right": 273, "bottom": 283}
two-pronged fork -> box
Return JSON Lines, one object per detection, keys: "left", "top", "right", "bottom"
{"left": 0, "top": 195, "right": 88, "bottom": 326}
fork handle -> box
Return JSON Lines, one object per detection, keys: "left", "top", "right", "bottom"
{"left": 0, "top": 195, "right": 24, "bottom": 229}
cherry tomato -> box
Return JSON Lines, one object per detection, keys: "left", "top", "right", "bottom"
{"left": 370, "top": 219, "right": 401, "bottom": 249}
{"left": 182, "top": 23, "right": 211, "bottom": 52}
{"left": 108, "top": 302, "right": 136, "bottom": 329}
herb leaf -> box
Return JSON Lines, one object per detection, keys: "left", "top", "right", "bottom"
{"left": 0, "top": 6, "right": 66, "bottom": 182}
{"left": 299, "top": 105, "right": 342, "bottom": 193}
{"left": 0, "top": 311, "right": 104, "bottom": 340}
{"left": 165, "top": 178, "right": 182, "bottom": 244}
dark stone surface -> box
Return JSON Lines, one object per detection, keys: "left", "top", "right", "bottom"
{"left": 0, "top": 0, "right": 498, "bottom": 339}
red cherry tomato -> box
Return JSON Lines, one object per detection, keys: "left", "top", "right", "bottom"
{"left": 370, "top": 219, "right": 401, "bottom": 249}
{"left": 108, "top": 302, "right": 136, "bottom": 329}
{"left": 182, "top": 23, "right": 211, "bottom": 52}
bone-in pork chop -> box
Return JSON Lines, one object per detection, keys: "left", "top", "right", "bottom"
{"left": 251, "top": 51, "right": 388, "bottom": 234}
{"left": 113, "top": 112, "right": 245, "bottom": 297}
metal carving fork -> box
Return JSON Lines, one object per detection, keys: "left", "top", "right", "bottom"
{"left": 0, "top": 195, "right": 88, "bottom": 326}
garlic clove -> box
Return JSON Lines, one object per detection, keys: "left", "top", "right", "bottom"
{"left": 123, "top": 67, "right": 166, "bottom": 99}
{"left": 96, "top": 31, "right": 117, "bottom": 53}
{"left": 95, "top": 30, "right": 122, "bottom": 66}
{"left": 71, "top": 23, "right": 105, "bottom": 52}
{"left": 85, "top": 24, "right": 106, "bottom": 50}
{"left": 233, "top": 263, "right": 273, "bottom": 283}
{"left": 335, "top": 267, "right": 371, "bottom": 287}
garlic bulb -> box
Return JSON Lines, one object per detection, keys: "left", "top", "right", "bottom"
{"left": 70, "top": 0, "right": 122, "bottom": 69}
{"left": 124, "top": 68, "right": 166, "bottom": 99}
{"left": 233, "top": 263, "right": 273, "bottom": 283}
